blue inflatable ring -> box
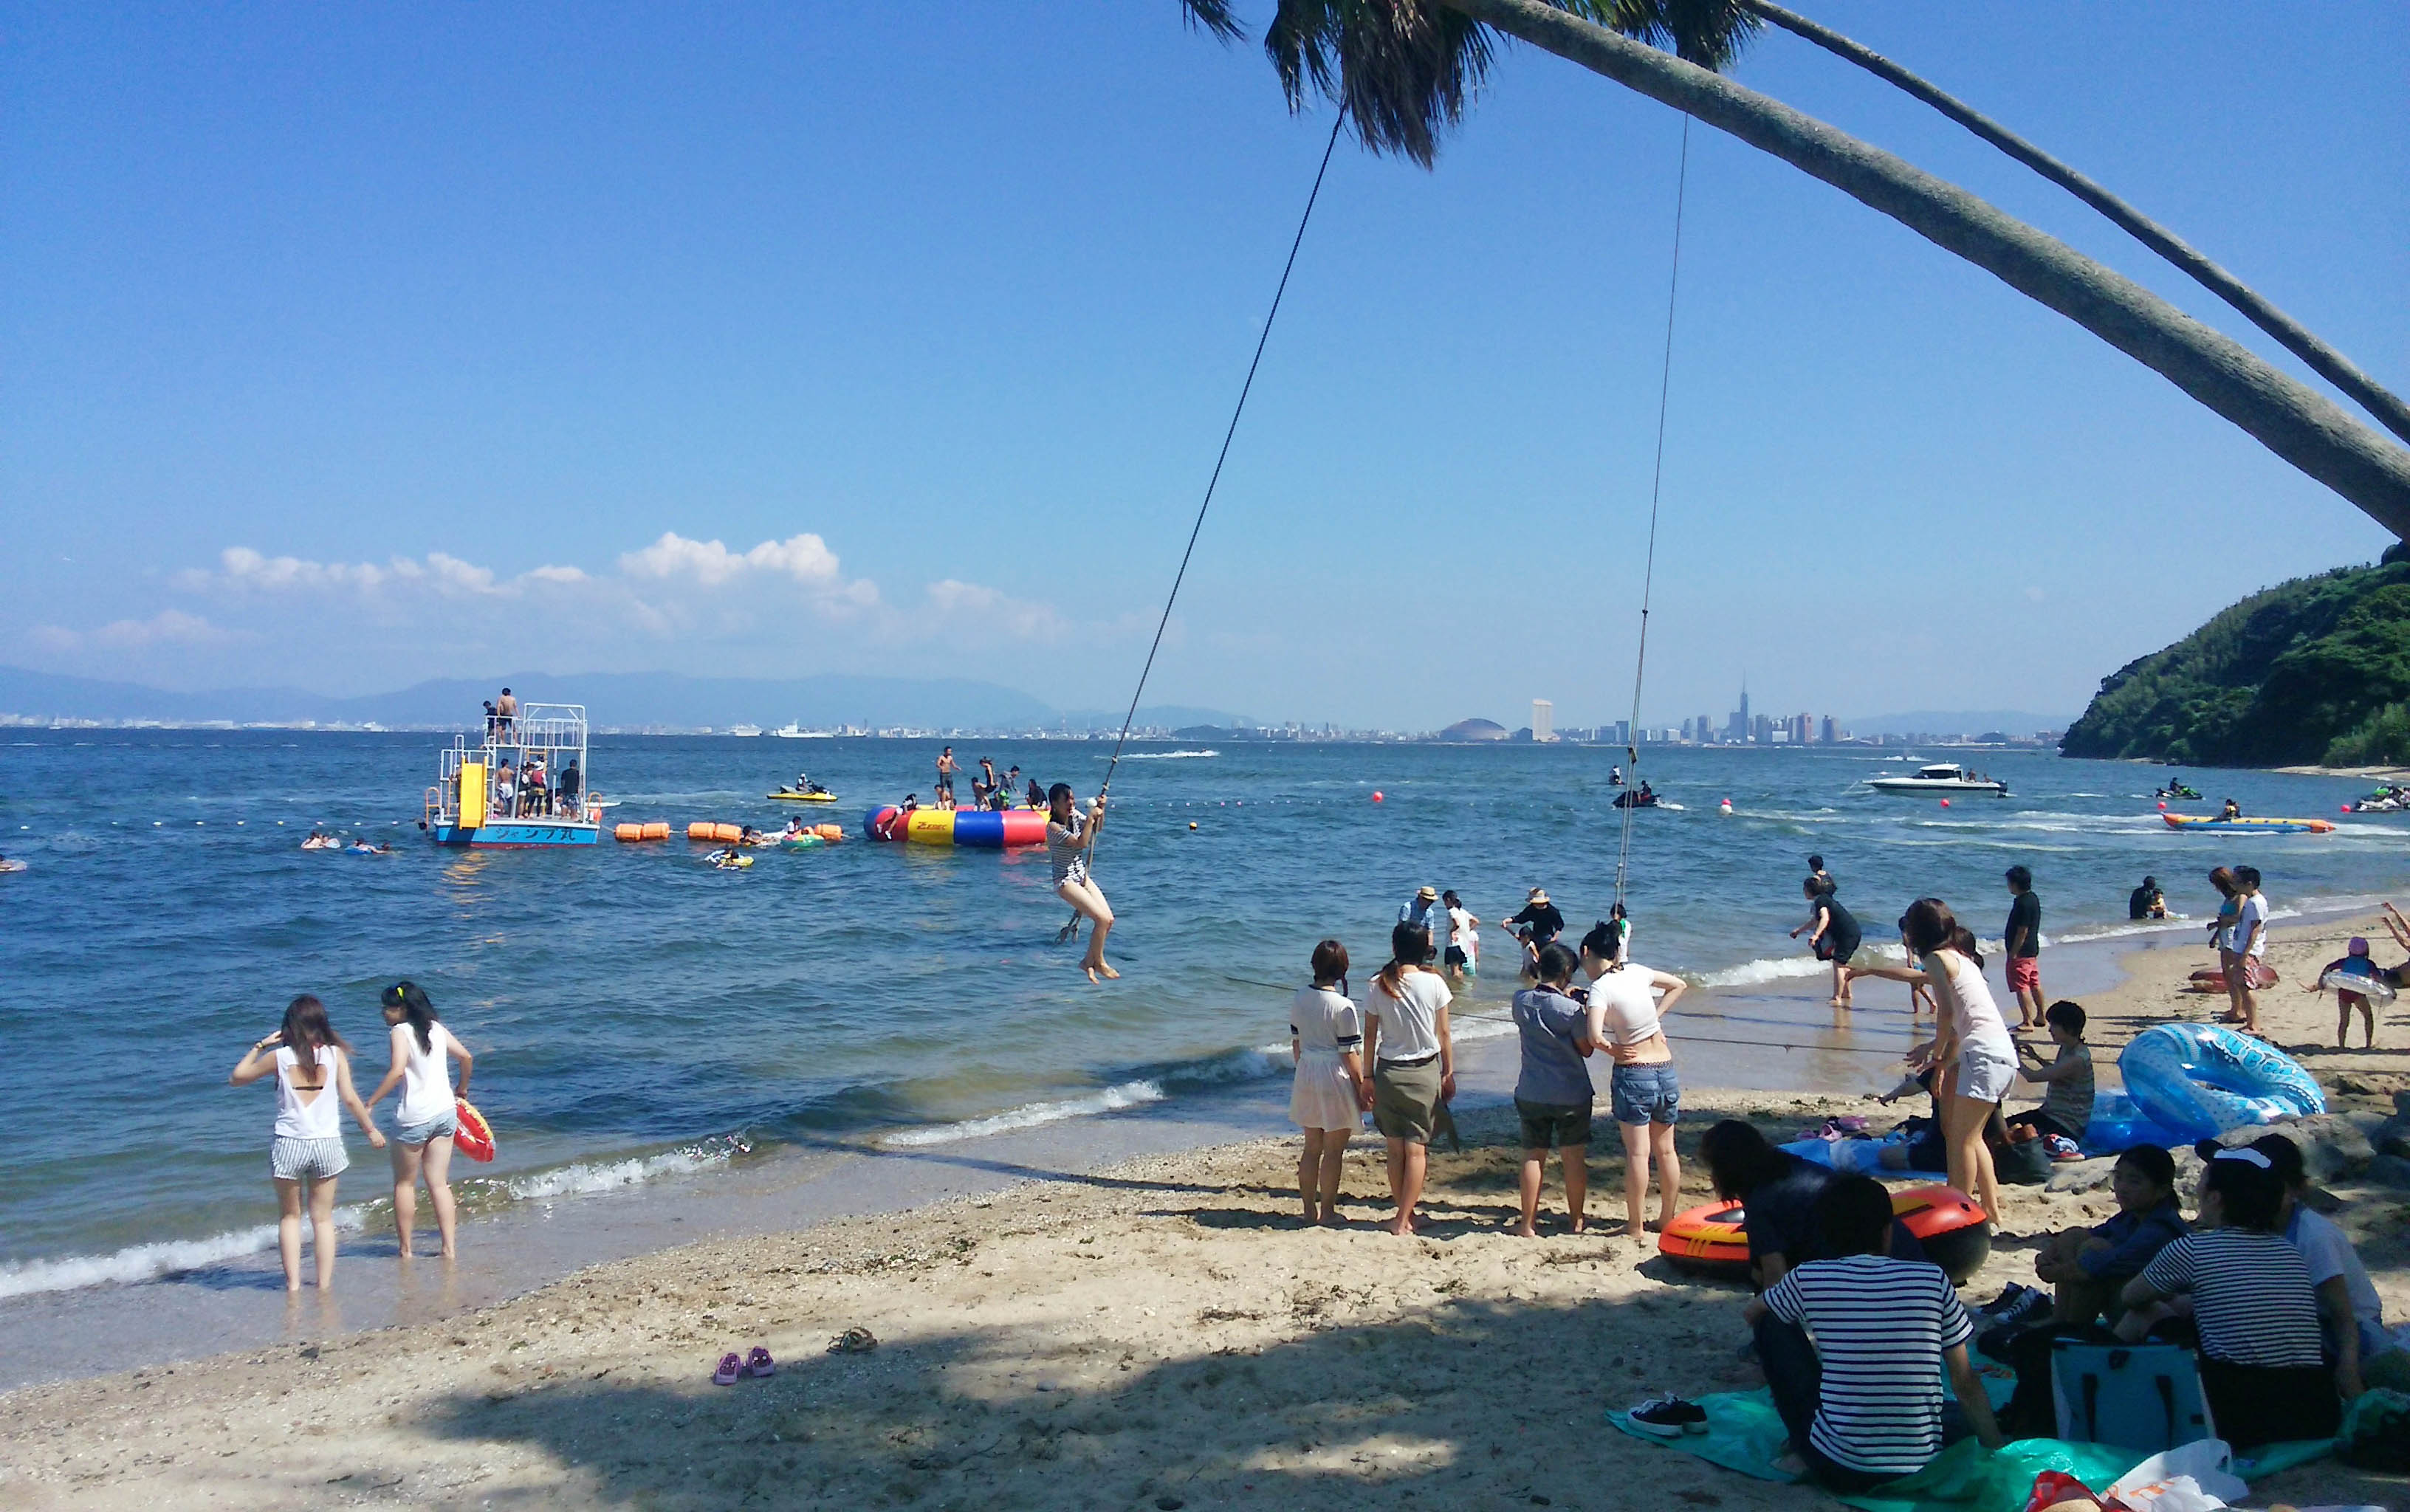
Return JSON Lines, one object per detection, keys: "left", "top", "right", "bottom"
{"left": 2117, "top": 1023, "right": 2324, "bottom": 1143}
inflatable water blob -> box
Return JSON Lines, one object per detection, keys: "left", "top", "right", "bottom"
{"left": 1659, "top": 1183, "right": 1990, "bottom": 1282}
{"left": 453, "top": 1099, "right": 496, "bottom": 1162}
{"left": 2321, "top": 966, "right": 2398, "bottom": 1004}
{"left": 864, "top": 806, "right": 1046, "bottom": 848}
{"left": 2161, "top": 814, "right": 2337, "bottom": 835}
{"left": 2117, "top": 1022, "right": 2324, "bottom": 1142}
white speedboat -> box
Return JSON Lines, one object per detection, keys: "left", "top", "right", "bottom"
{"left": 1864, "top": 763, "right": 2008, "bottom": 796}
{"left": 729, "top": 724, "right": 764, "bottom": 738}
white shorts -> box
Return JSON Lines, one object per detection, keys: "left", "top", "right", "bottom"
{"left": 270, "top": 1136, "right": 349, "bottom": 1181}
{"left": 1956, "top": 1041, "right": 2018, "bottom": 1105}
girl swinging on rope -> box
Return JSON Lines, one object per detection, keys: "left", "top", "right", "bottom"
{"left": 1046, "top": 782, "right": 1117, "bottom": 981}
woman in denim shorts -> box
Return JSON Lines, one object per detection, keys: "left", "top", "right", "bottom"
{"left": 230, "top": 994, "right": 385, "bottom": 1292}
{"left": 1581, "top": 920, "right": 1691, "bottom": 1240}
{"left": 364, "top": 981, "right": 476, "bottom": 1260}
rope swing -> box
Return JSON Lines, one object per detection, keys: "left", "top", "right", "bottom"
{"left": 1058, "top": 109, "right": 1349, "bottom": 948}
{"left": 1614, "top": 114, "right": 1691, "bottom": 910}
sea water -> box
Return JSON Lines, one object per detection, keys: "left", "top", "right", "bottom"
{"left": 2, "top": 732, "right": 2402, "bottom": 1315}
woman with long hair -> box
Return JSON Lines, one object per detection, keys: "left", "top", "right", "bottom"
{"left": 1579, "top": 921, "right": 1689, "bottom": 1239}
{"left": 2208, "top": 865, "right": 2242, "bottom": 1015}
{"left": 364, "top": 980, "right": 476, "bottom": 1260}
{"left": 1847, "top": 899, "right": 2016, "bottom": 1223}
{"left": 229, "top": 994, "right": 385, "bottom": 1291}
{"left": 1044, "top": 783, "right": 1116, "bottom": 981}
{"left": 1359, "top": 920, "right": 1455, "bottom": 1236}
{"left": 1288, "top": 939, "right": 1364, "bottom": 1225}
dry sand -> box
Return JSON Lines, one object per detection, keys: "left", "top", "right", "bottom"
{"left": 5, "top": 922, "right": 2407, "bottom": 1511}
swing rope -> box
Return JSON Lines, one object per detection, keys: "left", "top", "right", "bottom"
{"left": 1614, "top": 114, "right": 1691, "bottom": 910}
{"left": 1060, "top": 109, "right": 1348, "bottom": 944}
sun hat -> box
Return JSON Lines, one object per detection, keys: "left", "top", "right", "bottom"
{"left": 1528, "top": 887, "right": 1550, "bottom": 904}
{"left": 1416, "top": 885, "right": 1438, "bottom": 901}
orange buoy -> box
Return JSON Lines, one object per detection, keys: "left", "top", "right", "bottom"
{"left": 814, "top": 822, "right": 844, "bottom": 842}
{"left": 712, "top": 822, "right": 744, "bottom": 844}
{"left": 687, "top": 821, "right": 715, "bottom": 842}
{"left": 614, "top": 822, "right": 644, "bottom": 842}
{"left": 642, "top": 820, "right": 672, "bottom": 841}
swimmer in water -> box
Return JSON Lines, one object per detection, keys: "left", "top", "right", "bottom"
{"left": 1046, "top": 782, "right": 1116, "bottom": 981}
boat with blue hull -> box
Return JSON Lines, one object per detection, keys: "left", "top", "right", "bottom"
{"left": 421, "top": 702, "right": 602, "bottom": 848}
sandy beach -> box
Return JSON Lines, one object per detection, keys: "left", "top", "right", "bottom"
{"left": 5, "top": 921, "right": 2407, "bottom": 1511}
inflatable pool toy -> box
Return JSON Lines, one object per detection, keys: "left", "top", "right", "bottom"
{"left": 2161, "top": 814, "right": 2336, "bottom": 835}
{"left": 2321, "top": 966, "right": 2398, "bottom": 1004}
{"left": 453, "top": 1099, "right": 495, "bottom": 1162}
{"left": 768, "top": 788, "right": 838, "bottom": 803}
{"left": 780, "top": 834, "right": 825, "bottom": 849}
{"left": 1658, "top": 1183, "right": 1991, "bottom": 1282}
{"left": 2117, "top": 1022, "right": 2324, "bottom": 1142}
{"left": 2078, "top": 1090, "right": 2189, "bottom": 1157}
{"left": 704, "top": 848, "right": 754, "bottom": 869}
{"left": 865, "top": 805, "right": 1046, "bottom": 848}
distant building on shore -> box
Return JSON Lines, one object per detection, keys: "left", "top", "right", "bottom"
{"left": 1532, "top": 699, "right": 1554, "bottom": 743}
{"left": 1438, "top": 717, "right": 1509, "bottom": 742}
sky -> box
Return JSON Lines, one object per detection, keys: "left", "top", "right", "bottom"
{"left": 4, "top": 2, "right": 2405, "bottom": 730}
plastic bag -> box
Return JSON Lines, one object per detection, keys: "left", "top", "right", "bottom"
{"left": 2023, "top": 1470, "right": 2100, "bottom": 1512}
{"left": 2104, "top": 1440, "right": 2245, "bottom": 1512}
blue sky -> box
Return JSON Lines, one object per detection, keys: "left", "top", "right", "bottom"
{"left": 4, "top": 2, "right": 2405, "bottom": 729}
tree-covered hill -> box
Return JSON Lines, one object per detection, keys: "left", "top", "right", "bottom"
{"left": 2061, "top": 549, "right": 2410, "bottom": 767}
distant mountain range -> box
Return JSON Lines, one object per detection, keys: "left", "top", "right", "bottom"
{"left": 0, "top": 665, "right": 1243, "bottom": 734}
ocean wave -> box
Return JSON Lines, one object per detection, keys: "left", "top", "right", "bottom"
{"left": 0, "top": 1208, "right": 367, "bottom": 1300}
{"left": 495, "top": 1135, "right": 755, "bottom": 1201}
{"left": 882, "top": 1081, "right": 1167, "bottom": 1147}
{"left": 1116, "top": 749, "right": 1219, "bottom": 760}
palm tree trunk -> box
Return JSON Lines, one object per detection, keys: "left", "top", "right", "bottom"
{"left": 1436, "top": 0, "right": 2410, "bottom": 537}
{"left": 1739, "top": 0, "right": 2410, "bottom": 450}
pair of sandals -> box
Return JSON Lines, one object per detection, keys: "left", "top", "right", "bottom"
{"left": 711, "top": 1346, "right": 777, "bottom": 1386}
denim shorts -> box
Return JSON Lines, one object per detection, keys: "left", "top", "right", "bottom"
{"left": 1610, "top": 1062, "right": 1681, "bottom": 1125}
{"left": 395, "top": 1108, "right": 459, "bottom": 1147}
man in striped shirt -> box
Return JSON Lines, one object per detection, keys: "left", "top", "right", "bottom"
{"left": 1745, "top": 1176, "right": 2005, "bottom": 1491}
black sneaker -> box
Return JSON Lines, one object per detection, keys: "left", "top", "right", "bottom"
{"left": 1977, "top": 1283, "right": 2033, "bottom": 1317}
{"left": 1626, "top": 1395, "right": 1709, "bottom": 1437}
{"left": 1993, "top": 1288, "right": 2053, "bottom": 1330}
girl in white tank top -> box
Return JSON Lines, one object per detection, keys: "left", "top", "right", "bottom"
{"left": 229, "top": 994, "right": 384, "bottom": 1292}
{"left": 364, "top": 981, "right": 477, "bottom": 1260}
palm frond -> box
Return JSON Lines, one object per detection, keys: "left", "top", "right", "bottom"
{"left": 1264, "top": 1, "right": 1493, "bottom": 167}
{"left": 1179, "top": 0, "right": 1246, "bottom": 44}
{"left": 1593, "top": 0, "right": 1761, "bottom": 71}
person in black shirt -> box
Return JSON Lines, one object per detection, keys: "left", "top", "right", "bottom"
{"left": 2004, "top": 865, "right": 2044, "bottom": 1032}
{"left": 1793, "top": 877, "right": 1863, "bottom": 1008}
{"left": 1504, "top": 888, "right": 1565, "bottom": 980}
{"left": 2129, "top": 876, "right": 2166, "bottom": 921}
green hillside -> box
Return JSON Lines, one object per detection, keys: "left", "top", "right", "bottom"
{"left": 2061, "top": 549, "right": 2410, "bottom": 768}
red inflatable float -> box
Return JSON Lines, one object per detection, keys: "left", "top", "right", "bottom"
{"left": 453, "top": 1098, "right": 496, "bottom": 1163}
{"left": 1657, "top": 1183, "right": 1990, "bottom": 1282}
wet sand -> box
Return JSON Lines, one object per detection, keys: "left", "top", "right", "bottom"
{"left": 4, "top": 920, "right": 2406, "bottom": 1509}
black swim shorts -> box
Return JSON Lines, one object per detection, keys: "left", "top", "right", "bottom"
{"left": 1514, "top": 1098, "right": 1593, "bottom": 1150}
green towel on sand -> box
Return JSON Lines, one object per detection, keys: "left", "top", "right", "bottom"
{"left": 1606, "top": 1389, "right": 2332, "bottom": 1512}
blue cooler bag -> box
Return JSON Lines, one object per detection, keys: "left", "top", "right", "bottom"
{"left": 2052, "top": 1341, "right": 2214, "bottom": 1452}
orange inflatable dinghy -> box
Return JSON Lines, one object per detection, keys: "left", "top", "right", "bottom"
{"left": 1658, "top": 1183, "right": 1990, "bottom": 1282}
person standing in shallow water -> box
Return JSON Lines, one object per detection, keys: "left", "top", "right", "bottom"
{"left": 1288, "top": 939, "right": 1364, "bottom": 1226}
{"left": 1360, "top": 921, "right": 1454, "bottom": 1237}
{"left": 365, "top": 981, "right": 475, "bottom": 1260}
{"left": 230, "top": 994, "right": 385, "bottom": 1292}
{"left": 1045, "top": 783, "right": 1116, "bottom": 981}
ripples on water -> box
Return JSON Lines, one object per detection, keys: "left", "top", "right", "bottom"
{"left": 3, "top": 732, "right": 2403, "bottom": 1285}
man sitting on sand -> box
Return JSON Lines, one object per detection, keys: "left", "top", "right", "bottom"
{"left": 1747, "top": 1176, "right": 2004, "bottom": 1491}
{"left": 2033, "top": 1144, "right": 2186, "bottom": 1327}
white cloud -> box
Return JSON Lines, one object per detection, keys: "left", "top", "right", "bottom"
{"left": 197, "top": 546, "right": 586, "bottom": 599}
{"left": 618, "top": 531, "right": 865, "bottom": 595}
{"left": 29, "top": 609, "right": 236, "bottom": 651}
{"left": 921, "top": 579, "right": 1069, "bottom": 642}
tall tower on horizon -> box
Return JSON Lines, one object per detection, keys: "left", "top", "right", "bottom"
{"left": 1531, "top": 699, "right": 1554, "bottom": 743}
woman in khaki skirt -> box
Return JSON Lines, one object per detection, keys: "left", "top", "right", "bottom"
{"left": 1359, "top": 920, "right": 1454, "bottom": 1236}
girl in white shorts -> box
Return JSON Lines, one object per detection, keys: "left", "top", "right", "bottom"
{"left": 230, "top": 994, "right": 384, "bottom": 1292}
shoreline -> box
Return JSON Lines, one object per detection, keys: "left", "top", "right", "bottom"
{"left": 3, "top": 917, "right": 2405, "bottom": 1508}
{"left": 1, "top": 901, "right": 2395, "bottom": 1395}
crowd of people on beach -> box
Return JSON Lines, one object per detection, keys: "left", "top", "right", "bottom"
{"left": 1277, "top": 852, "right": 2399, "bottom": 1491}
{"left": 228, "top": 983, "right": 473, "bottom": 1293}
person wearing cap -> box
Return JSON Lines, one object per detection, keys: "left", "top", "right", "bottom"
{"left": 2251, "top": 1133, "right": 2403, "bottom": 1394}
{"left": 2129, "top": 875, "right": 2166, "bottom": 921}
{"left": 2304, "top": 935, "right": 2386, "bottom": 1049}
{"left": 1399, "top": 884, "right": 1442, "bottom": 934}
{"left": 1503, "top": 887, "right": 1565, "bottom": 980}
{"left": 2119, "top": 1146, "right": 2342, "bottom": 1446}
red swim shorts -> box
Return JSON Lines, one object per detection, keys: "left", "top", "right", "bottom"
{"left": 2007, "top": 956, "right": 2040, "bottom": 993}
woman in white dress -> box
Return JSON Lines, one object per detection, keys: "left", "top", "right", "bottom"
{"left": 1289, "top": 938, "right": 1365, "bottom": 1225}
{"left": 1850, "top": 898, "right": 2017, "bottom": 1222}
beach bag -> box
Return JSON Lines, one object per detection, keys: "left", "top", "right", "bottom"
{"left": 1994, "top": 1132, "right": 2053, "bottom": 1186}
{"left": 2338, "top": 1388, "right": 2410, "bottom": 1471}
{"left": 2052, "top": 1341, "right": 2214, "bottom": 1453}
